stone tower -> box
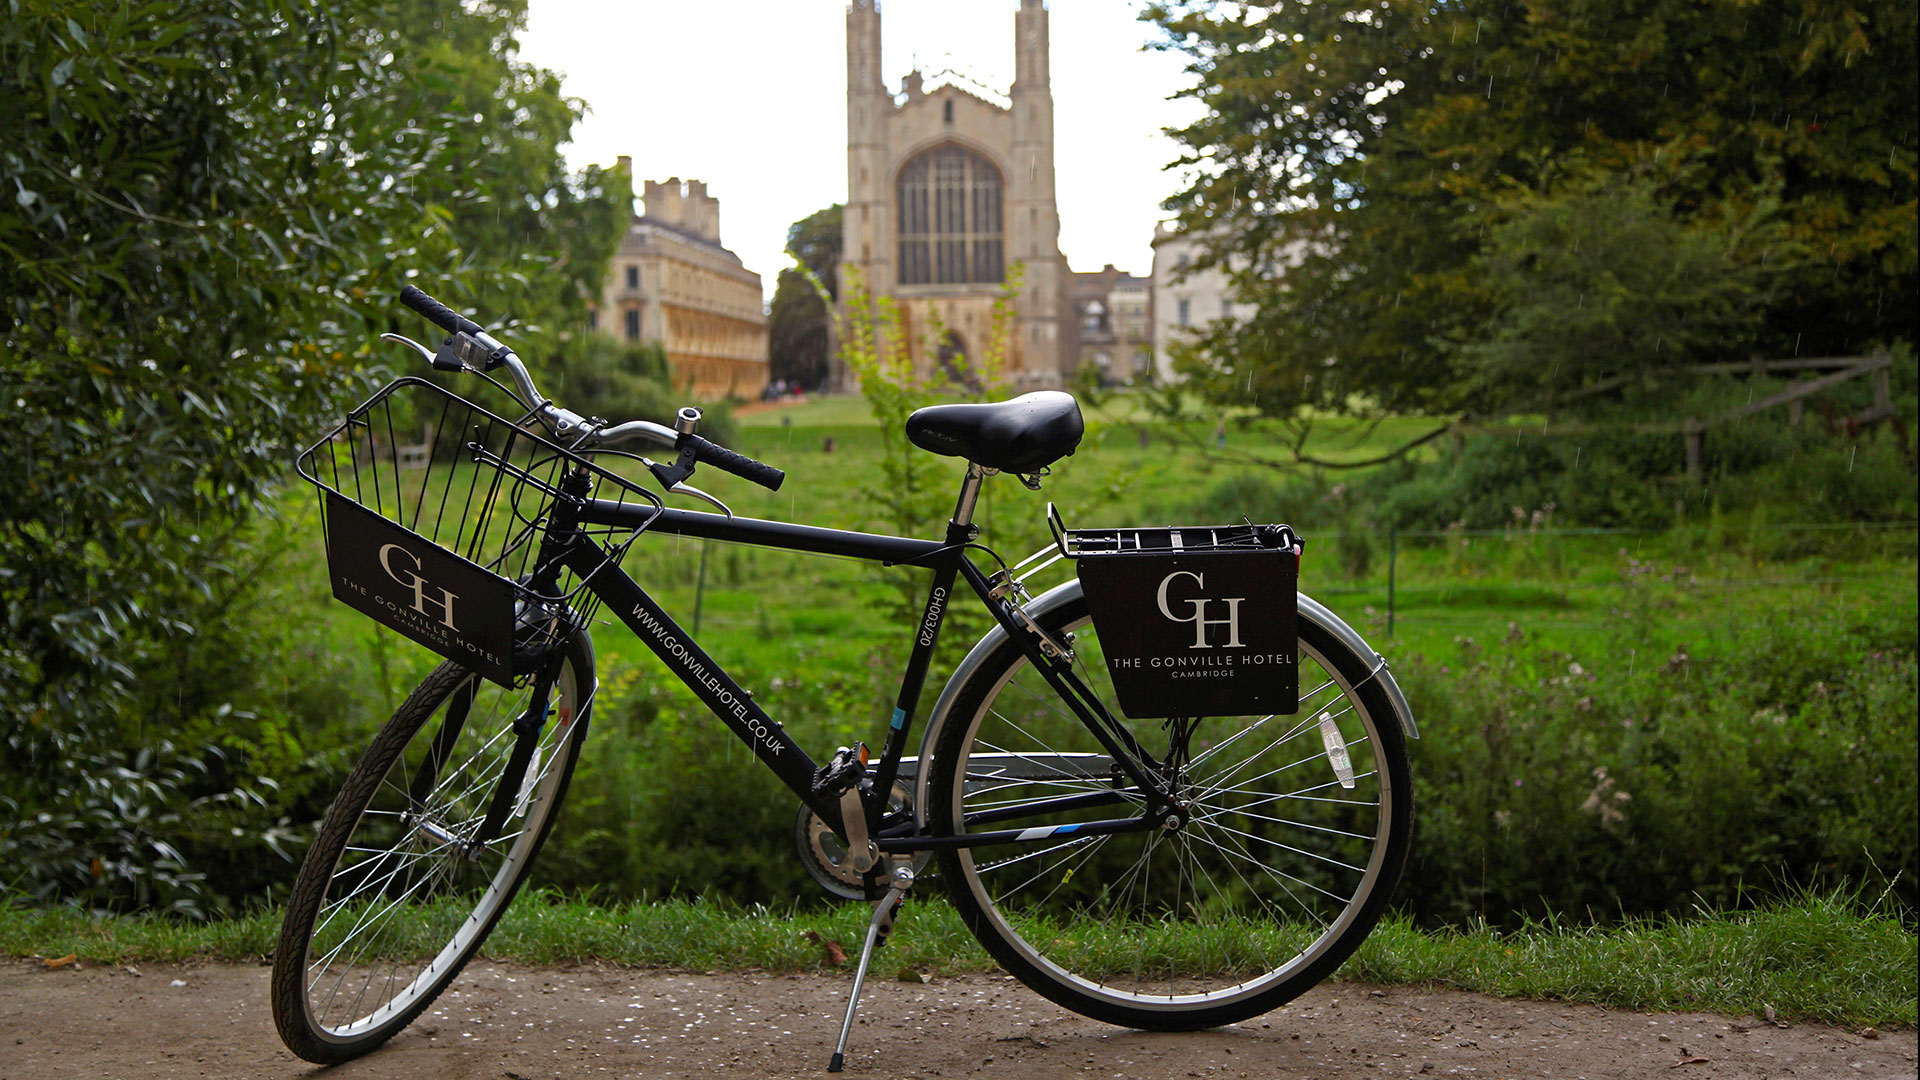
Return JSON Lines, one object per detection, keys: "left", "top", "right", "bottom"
{"left": 838, "top": 0, "right": 1068, "bottom": 391}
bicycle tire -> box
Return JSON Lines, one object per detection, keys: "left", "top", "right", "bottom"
{"left": 927, "top": 591, "right": 1411, "bottom": 1030}
{"left": 271, "top": 632, "right": 594, "bottom": 1064}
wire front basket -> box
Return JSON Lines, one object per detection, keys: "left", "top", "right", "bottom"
{"left": 296, "top": 377, "right": 662, "bottom": 686}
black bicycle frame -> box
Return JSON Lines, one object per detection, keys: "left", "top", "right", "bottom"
{"left": 562, "top": 498, "right": 1169, "bottom": 850}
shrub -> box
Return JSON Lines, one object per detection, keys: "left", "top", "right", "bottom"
{"left": 546, "top": 335, "right": 738, "bottom": 446}
{"left": 529, "top": 645, "right": 906, "bottom": 905}
{"left": 1399, "top": 583, "right": 1918, "bottom": 926}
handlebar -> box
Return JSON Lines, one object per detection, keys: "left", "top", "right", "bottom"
{"left": 683, "top": 433, "right": 786, "bottom": 490}
{"left": 399, "top": 284, "right": 483, "bottom": 337}
{"left": 394, "top": 284, "right": 785, "bottom": 492}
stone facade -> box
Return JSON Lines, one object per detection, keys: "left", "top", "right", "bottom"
{"left": 1149, "top": 222, "right": 1245, "bottom": 384}
{"left": 1065, "top": 264, "right": 1153, "bottom": 384}
{"left": 838, "top": 0, "right": 1068, "bottom": 390}
{"left": 591, "top": 165, "right": 769, "bottom": 399}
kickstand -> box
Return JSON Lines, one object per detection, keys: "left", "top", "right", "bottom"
{"left": 827, "top": 862, "right": 915, "bottom": 1073}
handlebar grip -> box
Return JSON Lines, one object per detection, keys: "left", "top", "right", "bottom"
{"left": 681, "top": 434, "right": 785, "bottom": 491}
{"left": 399, "top": 284, "right": 483, "bottom": 337}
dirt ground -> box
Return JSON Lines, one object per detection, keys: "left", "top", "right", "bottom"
{"left": 0, "top": 959, "right": 1911, "bottom": 1080}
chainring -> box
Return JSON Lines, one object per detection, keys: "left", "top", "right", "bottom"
{"left": 793, "top": 782, "right": 927, "bottom": 900}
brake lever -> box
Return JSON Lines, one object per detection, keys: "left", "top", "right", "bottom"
{"left": 666, "top": 480, "right": 733, "bottom": 519}
{"left": 642, "top": 454, "right": 734, "bottom": 518}
{"left": 380, "top": 332, "right": 439, "bottom": 366}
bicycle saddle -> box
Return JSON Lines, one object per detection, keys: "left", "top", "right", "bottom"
{"left": 905, "top": 391, "right": 1085, "bottom": 474}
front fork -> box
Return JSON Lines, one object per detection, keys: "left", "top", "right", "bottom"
{"left": 409, "top": 468, "right": 591, "bottom": 859}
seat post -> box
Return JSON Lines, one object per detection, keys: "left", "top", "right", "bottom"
{"left": 950, "top": 462, "right": 988, "bottom": 530}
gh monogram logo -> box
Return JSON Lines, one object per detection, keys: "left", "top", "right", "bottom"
{"left": 1155, "top": 571, "right": 1245, "bottom": 649}
{"left": 378, "top": 543, "right": 461, "bottom": 630}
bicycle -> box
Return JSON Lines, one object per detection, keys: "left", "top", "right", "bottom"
{"left": 270, "top": 285, "right": 1419, "bottom": 1071}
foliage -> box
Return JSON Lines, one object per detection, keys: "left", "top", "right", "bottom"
{"left": 1401, "top": 588, "right": 1917, "bottom": 926}
{"left": 767, "top": 205, "right": 843, "bottom": 391}
{"left": 540, "top": 334, "right": 736, "bottom": 447}
{"left": 835, "top": 267, "right": 960, "bottom": 541}
{"left": 786, "top": 202, "right": 844, "bottom": 303}
{"left": 0, "top": 0, "right": 621, "bottom": 912}
{"left": 835, "top": 262, "right": 1024, "bottom": 537}
{"left": 1168, "top": 371, "right": 1918, "bottom": 533}
{"left": 766, "top": 205, "right": 842, "bottom": 391}
{"left": 537, "top": 659, "right": 895, "bottom": 905}
{"left": 769, "top": 270, "right": 831, "bottom": 391}
{"left": 384, "top": 0, "right": 630, "bottom": 344}
{"left": 1459, "top": 174, "right": 1795, "bottom": 412}
{"left": 1144, "top": 0, "right": 1918, "bottom": 421}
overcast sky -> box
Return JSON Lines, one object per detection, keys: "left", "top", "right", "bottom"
{"left": 516, "top": 0, "right": 1202, "bottom": 302}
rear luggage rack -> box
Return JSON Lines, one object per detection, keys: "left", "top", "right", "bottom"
{"left": 1047, "top": 502, "right": 1301, "bottom": 559}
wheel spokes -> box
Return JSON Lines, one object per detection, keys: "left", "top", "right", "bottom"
{"left": 303, "top": 670, "right": 578, "bottom": 1037}
{"left": 954, "top": 625, "right": 1392, "bottom": 1006}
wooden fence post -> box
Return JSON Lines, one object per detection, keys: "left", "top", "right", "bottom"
{"left": 1684, "top": 419, "right": 1703, "bottom": 484}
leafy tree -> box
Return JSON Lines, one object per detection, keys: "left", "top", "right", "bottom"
{"left": 767, "top": 204, "right": 842, "bottom": 389}
{"left": 1461, "top": 173, "right": 1796, "bottom": 412}
{"left": 787, "top": 202, "right": 844, "bottom": 301}
{"left": 0, "top": 0, "right": 622, "bottom": 911}
{"left": 382, "top": 0, "right": 629, "bottom": 342}
{"left": 1145, "top": 0, "right": 1917, "bottom": 429}
{"left": 769, "top": 271, "right": 829, "bottom": 390}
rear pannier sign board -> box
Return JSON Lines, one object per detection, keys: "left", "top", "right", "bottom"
{"left": 1078, "top": 551, "right": 1297, "bottom": 719}
{"left": 324, "top": 492, "right": 517, "bottom": 686}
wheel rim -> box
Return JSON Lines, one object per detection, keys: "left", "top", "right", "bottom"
{"left": 948, "top": 615, "right": 1396, "bottom": 1011}
{"left": 300, "top": 661, "right": 584, "bottom": 1042}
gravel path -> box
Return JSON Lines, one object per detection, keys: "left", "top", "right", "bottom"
{"left": 1, "top": 959, "right": 1911, "bottom": 1079}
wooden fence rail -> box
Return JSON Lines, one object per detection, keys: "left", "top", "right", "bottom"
{"left": 1457, "top": 351, "right": 1900, "bottom": 482}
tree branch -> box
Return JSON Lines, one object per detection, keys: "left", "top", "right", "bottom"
{"left": 1159, "top": 416, "right": 1461, "bottom": 472}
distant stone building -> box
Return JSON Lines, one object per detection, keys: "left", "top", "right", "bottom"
{"left": 1066, "top": 264, "right": 1153, "bottom": 384}
{"left": 591, "top": 164, "right": 769, "bottom": 399}
{"left": 838, "top": 0, "right": 1069, "bottom": 390}
{"left": 1150, "top": 222, "right": 1245, "bottom": 384}
{"left": 1149, "top": 224, "right": 1306, "bottom": 382}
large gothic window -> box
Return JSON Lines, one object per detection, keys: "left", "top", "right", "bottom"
{"left": 897, "top": 146, "right": 1003, "bottom": 285}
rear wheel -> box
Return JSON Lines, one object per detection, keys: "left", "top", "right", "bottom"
{"left": 271, "top": 634, "right": 593, "bottom": 1063}
{"left": 927, "top": 593, "right": 1411, "bottom": 1029}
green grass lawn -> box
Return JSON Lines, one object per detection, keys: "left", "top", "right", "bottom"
{"left": 282, "top": 388, "right": 1917, "bottom": 739}
{"left": 736, "top": 393, "right": 883, "bottom": 429}
{"left": 4, "top": 890, "right": 1909, "bottom": 1028}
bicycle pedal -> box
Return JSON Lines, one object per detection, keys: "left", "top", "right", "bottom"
{"left": 810, "top": 743, "right": 868, "bottom": 797}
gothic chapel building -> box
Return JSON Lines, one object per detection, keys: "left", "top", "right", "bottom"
{"left": 839, "top": 0, "right": 1069, "bottom": 389}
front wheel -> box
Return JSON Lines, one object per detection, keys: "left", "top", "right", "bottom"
{"left": 927, "top": 593, "right": 1411, "bottom": 1030}
{"left": 271, "top": 633, "right": 594, "bottom": 1064}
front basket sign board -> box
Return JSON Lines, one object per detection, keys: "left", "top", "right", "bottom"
{"left": 324, "top": 492, "right": 517, "bottom": 686}
{"left": 1078, "top": 550, "right": 1298, "bottom": 719}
